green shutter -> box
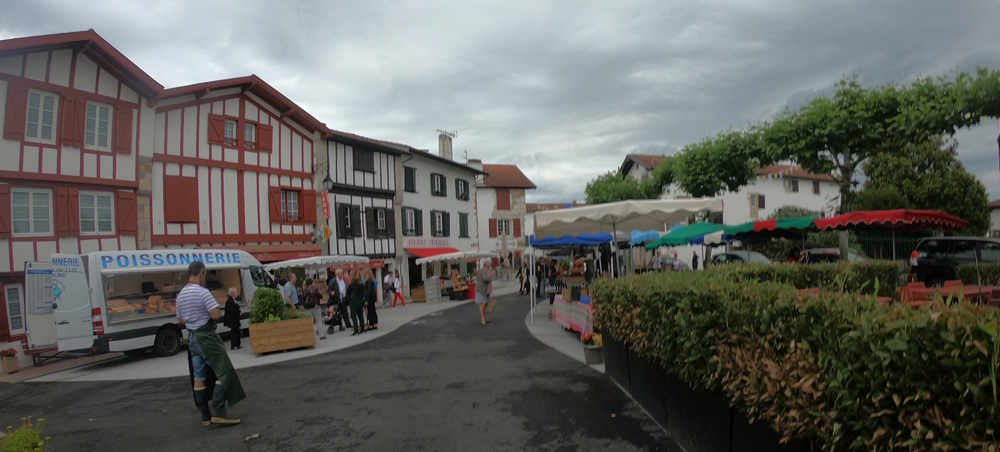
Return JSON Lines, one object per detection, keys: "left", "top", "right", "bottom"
{"left": 459, "top": 213, "right": 468, "bottom": 237}
{"left": 441, "top": 175, "right": 447, "bottom": 197}
{"left": 443, "top": 212, "right": 451, "bottom": 237}
{"left": 404, "top": 167, "right": 415, "bottom": 192}
{"left": 429, "top": 174, "right": 436, "bottom": 195}
{"left": 455, "top": 179, "right": 461, "bottom": 200}
{"left": 415, "top": 209, "right": 423, "bottom": 236}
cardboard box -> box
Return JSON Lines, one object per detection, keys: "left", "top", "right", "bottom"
{"left": 107, "top": 298, "right": 128, "bottom": 309}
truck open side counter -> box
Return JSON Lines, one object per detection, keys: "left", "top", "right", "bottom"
{"left": 53, "top": 250, "right": 273, "bottom": 357}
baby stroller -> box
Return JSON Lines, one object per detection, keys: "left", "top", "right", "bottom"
{"left": 323, "top": 302, "right": 345, "bottom": 334}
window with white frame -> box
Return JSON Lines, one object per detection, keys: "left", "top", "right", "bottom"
{"left": 434, "top": 211, "right": 444, "bottom": 235}
{"left": 497, "top": 219, "right": 512, "bottom": 236}
{"left": 224, "top": 119, "right": 238, "bottom": 147}
{"left": 5, "top": 284, "right": 24, "bottom": 335}
{"left": 244, "top": 123, "right": 256, "bottom": 150}
{"left": 404, "top": 208, "right": 416, "bottom": 235}
{"left": 377, "top": 209, "right": 386, "bottom": 231}
{"left": 12, "top": 188, "right": 52, "bottom": 236}
{"left": 85, "top": 101, "right": 112, "bottom": 151}
{"left": 783, "top": 179, "right": 799, "bottom": 193}
{"left": 281, "top": 190, "right": 299, "bottom": 222}
{"left": 25, "top": 90, "right": 58, "bottom": 144}
{"left": 80, "top": 192, "right": 114, "bottom": 235}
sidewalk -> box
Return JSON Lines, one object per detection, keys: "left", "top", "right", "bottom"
{"left": 525, "top": 300, "right": 605, "bottom": 373}
{"left": 0, "top": 353, "right": 123, "bottom": 384}
{"left": 31, "top": 298, "right": 470, "bottom": 382}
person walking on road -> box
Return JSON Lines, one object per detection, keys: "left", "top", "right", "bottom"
{"left": 534, "top": 258, "right": 545, "bottom": 298}
{"left": 302, "top": 278, "right": 324, "bottom": 340}
{"left": 330, "top": 268, "right": 352, "bottom": 331}
{"left": 283, "top": 272, "right": 300, "bottom": 309}
{"left": 382, "top": 270, "right": 393, "bottom": 308}
{"left": 547, "top": 258, "right": 558, "bottom": 305}
{"left": 223, "top": 287, "right": 242, "bottom": 350}
{"left": 346, "top": 270, "right": 367, "bottom": 336}
{"left": 475, "top": 259, "right": 496, "bottom": 325}
{"left": 177, "top": 261, "right": 244, "bottom": 426}
{"left": 392, "top": 270, "right": 407, "bottom": 308}
{"left": 363, "top": 268, "right": 379, "bottom": 330}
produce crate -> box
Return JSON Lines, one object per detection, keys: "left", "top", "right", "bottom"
{"left": 248, "top": 317, "right": 316, "bottom": 356}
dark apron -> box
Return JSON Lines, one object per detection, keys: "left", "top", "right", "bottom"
{"left": 187, "top": 321, "right": 246, "bottom": 406}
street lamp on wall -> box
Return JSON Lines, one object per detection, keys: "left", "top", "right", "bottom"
{"left": 315, "top": 162, "right": 335, "bottom": 191}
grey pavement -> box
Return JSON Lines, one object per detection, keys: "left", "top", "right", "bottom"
{"left": 0, "top": 281, "right": 681, "bottom": 451}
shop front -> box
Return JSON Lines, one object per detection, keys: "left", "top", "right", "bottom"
{"left": 403, "top": 246, "right": 493, "bottom": 303}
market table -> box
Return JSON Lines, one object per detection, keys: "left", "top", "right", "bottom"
{"left": 551, "top": 294, "right": 593, "bottom": 336}
{"left": 908, "top": 285, "right": 998, "bottom": 305}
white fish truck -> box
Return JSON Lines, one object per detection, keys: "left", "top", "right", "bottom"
{"left": 52, "top": 250, "right": 275, "bottom": 357}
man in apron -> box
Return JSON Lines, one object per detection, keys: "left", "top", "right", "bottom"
{"left": 177, "top": 260, "right": 246, "bottom": 426}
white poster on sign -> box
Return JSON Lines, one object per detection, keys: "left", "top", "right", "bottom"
{"left": 25, "top": 262, "right": 57, "bottom": 350}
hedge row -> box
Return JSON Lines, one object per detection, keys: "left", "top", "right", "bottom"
{"left": 591, "top": 268, "right": 999, "bottom": 451}
{"left": 712, "top": 260, "right": 902, "bottom": 299}
{"left": 957, "top": 263, "right": 1000, "bottom": 286}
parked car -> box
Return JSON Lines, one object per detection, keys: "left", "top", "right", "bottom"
{"left": 909, "top": 236, "right": 1000, "bottom": 286}
{"left": 800, "top": 248, "right": 869, "bottom": 264}
{"left": 710, "top": 251, "right": 771, "bottom": 265}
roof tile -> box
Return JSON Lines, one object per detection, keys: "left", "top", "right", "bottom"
{"left": 481, "top": 164, "right": 536, "bottom": 189}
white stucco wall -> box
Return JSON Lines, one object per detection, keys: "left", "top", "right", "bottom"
{"left": 662, "top": 178, "right": 838, "bottom": 225}
{"left": 399, "top": 153, "right": 480, "bottom": 252}
{"left": 990, "top": 209, "right": 1000, "bottom": 236}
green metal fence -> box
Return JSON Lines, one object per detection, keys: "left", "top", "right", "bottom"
{"left": 850, "top": 235, "right": 921, "bottom": 261}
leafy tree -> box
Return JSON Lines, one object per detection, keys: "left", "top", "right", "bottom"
{"left": 767, "top": 205, "right": 821, "bottom": 220}
{"left": 584, "top": 159, "right": 677, "bottom": 204}
{"left": 672, "top": 70, "right": 1000, "bottom": 211}
{"left": 584, "top": 171, "right": 645, "bottom": 204}
{"left": 850, "top": 187, "right": 913, "bottom": 212}
{"left": 862, "top": 137, "right": 990, "bottom": 235}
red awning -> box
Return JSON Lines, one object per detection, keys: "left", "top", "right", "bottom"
{"left": 813, "top": 210, "right": 968, "bottom": 232}
{"left": 200, "top": 244, "right": 321, "bottom": 263}
{"left": 406, "top": 247, "right": 460, "bottom": 258}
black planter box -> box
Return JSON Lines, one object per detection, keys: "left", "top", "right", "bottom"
{"left": 731, "top": 410, "right": 813, "bottom": 452}
{"left": 603, "top": 334, "right": 630, "bottom": 392}
{"left": 626, "top": 349, "right": 667, "bottom": 430}
{"left": 662, "top": 371, "right": 732, "bottom": 452}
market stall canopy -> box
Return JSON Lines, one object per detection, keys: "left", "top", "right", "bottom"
{"left": 646, "top": 223, "right": 724, "bottom": 249}
{"left": 813, "top": 210, "right": 967, "bottom": 232}
{"left": 533, "top": 198, "right": 723, "bottom": 239}
{"left": 691, "top": 230, "right": 727, "bottom": 246}
{"left": 629, "top": 230, "right": 662, "bottom": 247}
{"left": 263, "top": 255, "right": 369, "bottom": 272}
{"left": 414, "top": 250, "right": 497, "bottom": 265}
{"left": 406, "top": 247, "right": 461, "bottom": 258}
{"left": 530, "top": 233, "right": 613, "bottom": 249}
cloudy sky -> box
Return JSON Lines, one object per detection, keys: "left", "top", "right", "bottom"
{"left": 3, "top": 0, "right": 999, "bottom": 202}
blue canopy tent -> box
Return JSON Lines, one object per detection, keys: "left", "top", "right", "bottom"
{"left": 628, "top": 230, "right": 661, "bottom": 247}
{"left": 529, "top": 232, "right": 613, "bottom": 249}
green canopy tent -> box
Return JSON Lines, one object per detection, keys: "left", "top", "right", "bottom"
{"left": 645, "top": 223, "right": 725, "bottom": 250}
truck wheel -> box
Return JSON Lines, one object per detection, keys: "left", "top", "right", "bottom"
{"left": 153, "top": 328, "right": 181, "bottom": 357}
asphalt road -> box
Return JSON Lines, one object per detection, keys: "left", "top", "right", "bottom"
{"left": 0, "top": 291, "right": 681, "bottom": 452}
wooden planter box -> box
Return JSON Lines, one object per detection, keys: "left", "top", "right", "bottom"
{"left": 248, "top": 317, "right": 316, "bottom": 356}
{"left": 410, "top": 288, "right": 426, "bottom": 303}
{"left": 2, "top": 355, "right": 19, "bottom": 374}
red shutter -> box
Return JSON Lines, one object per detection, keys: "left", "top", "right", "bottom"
{"left": 0, "top": 184, "right": 10, "bottom": 239}
{"left": 117, "top": 191, "right": 138, "bottom": 235}
{"left": 268, "top": 186, "right": 282, "bottom": 221}
{"left": 60, "top": 94, "right": 76, "bottom": 146}
{"left": 301, "top": 191, "right": 316, "bottom": 223}
{"left": 489, "top": 218, "right": 497, "bottom": 238}
{"left": 3, "top": 83, "right": 27, "bottom": 141}
{"left": 0, "top": 284, "right": 9, "bottom": 341}
{"left": 513, "top": 218, "right": 521, "bottom": 238}
{"left": 67, "top": 187, "right": 79, "bottom": 236}
{"left": 207, "top": 114, "right": 225, "bottom": 145}
{"left": 73, "top": 98, "right": 87, "bottom": 147}
{"left": 496, "top": 189, "right": 511, "bottom": 210}
{"left": 55, "top": 187, "right": 70, "bottom": 237}
{"left": 114, "top": 106, "right": 133, "bottom": 154}
{"left": 164, "top": 176, "right": 198, "bottom": 223}
{"left": 257, "top": 123, "right": 273, "bottom": 152}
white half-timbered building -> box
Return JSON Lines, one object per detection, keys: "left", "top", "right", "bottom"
{"left": 0, "top": 30, "right": 162, "bottom": 366}
{"left": 321, "top": 131, "right": 402, "bottom": 272}
{"left": 150, "top": 76, "right": 328, "bottom": 263}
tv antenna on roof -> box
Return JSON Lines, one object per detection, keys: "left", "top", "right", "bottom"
{"left": 436, "top": 129, "right": 458, "bottom": 139}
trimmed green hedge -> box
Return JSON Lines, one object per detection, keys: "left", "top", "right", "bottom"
{"left": 711, "top": 260, "right": 902, "bottom": 299}
{"left": 957, "top": 263, "right": 1000, "bottom": 286}
{"left": 591, "top": 269, "right": 999, "bottom": 451}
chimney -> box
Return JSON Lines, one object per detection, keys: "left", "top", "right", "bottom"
{"left": 438, "top": 133, "right": 453, "bottom": 161}
{"left": 467, "top": 159, "right": 483, "bottom": 171}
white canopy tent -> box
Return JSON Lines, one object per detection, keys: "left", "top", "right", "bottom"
{"left": 533, "top": 198, "right": 724, "bottom": 238}
{"left": 414, "top": 250, "right": 497, "bottom": 265}
{"left": 262, "top": 255, "right": 370, "bottom": 272}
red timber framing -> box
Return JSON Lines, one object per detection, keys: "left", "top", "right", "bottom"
{"left": 151, "top": 77, "right": 328, "bottom": 248}
{"left": 0, "top": 30, "right": 159, "bottom": 279}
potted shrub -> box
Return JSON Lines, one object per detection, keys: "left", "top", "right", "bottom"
{"left": 1, "top": 348, "right": 18, "bottom": 374}
{"left": 581, "top": 333, "right": 603, "bottom": 364}
{"left": 248, "top": 288, "right": 316, "bottom": 356}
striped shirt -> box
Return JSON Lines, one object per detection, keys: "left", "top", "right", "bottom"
{"left": 176, "top": 283, "right": 219, "bottom": 330}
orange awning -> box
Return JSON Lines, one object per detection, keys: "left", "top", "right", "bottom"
{"left": 406, "top": 247, "right": 460, "bottom": 258}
